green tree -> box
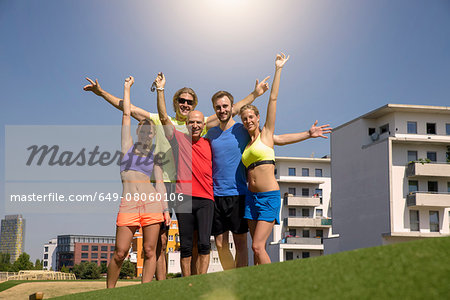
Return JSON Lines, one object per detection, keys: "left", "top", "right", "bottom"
{"left": 100, "top": 262, "right": 108, "bottom": 274}
{"left": 60, "top": 265, "right": 69, "bottom": 273}
{"left": 13, "top": 252, "right": 33, "bottom": 270}
{"left": 34, "top": 259, "right": 43, "bottom": 270}
{"left": 119, "top": 260, "right": 136, "bottom": 279}
{"left": 0, "top": 253, "right": 12, "bottom": 271}
{"left": 73, "top": 262, "right": 101, "bottom": 279}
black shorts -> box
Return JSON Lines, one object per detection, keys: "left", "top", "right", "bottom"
{"left": 211, "top": 195, "right": 248, "bottom": 236}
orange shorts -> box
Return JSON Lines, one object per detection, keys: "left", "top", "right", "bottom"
{"left": 116, "top": 212, "right": 164, "bottom": 227}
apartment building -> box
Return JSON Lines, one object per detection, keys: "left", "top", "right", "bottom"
{"left": 42, "top": 238, "right": 57, "bottom": 270}
{"left": 325, "top": 104, "right": 450, "bottom": 254}
{"left": 267, "top": 157, "right": 334, "bottom": 262}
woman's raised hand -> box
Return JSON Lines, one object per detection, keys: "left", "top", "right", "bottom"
{"left": 124, "top": 76, "right": 134, "bottom": 88}
{"left": 275, "top": 52, "right": 290, "bottom": 69}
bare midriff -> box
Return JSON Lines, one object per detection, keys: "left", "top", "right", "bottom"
{"left": 120, "top": 170, "right": 158, "bottom": 200}
{"left": 247, "top": 164, "right": 279, "bottom": 193}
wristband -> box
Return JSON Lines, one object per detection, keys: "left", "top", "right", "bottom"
{"left": 156, "top": 87, "right": 164, "bottom": 91}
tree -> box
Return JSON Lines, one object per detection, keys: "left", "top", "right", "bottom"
{"left": 119, "top": 260, "right": 136, "bottom": 279}
{"left": 34, "top": 259, "right": 43, "bottom": 270}
{"left": 73, "top": 262, "right": 101, "bottom": 279}
{"left": 13, "top": 252, "right": 33, "bottom": 270}
{"left": 100, "top": 262, "right": 108, "bottom": 274}
{"left": 60, "top": 265, "right": 69, "bottom": 273}
{"left": 0, "top": 253, "right": 12, "bottom": 271}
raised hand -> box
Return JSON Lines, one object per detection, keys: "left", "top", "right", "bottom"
{"left": 308, "top": 120, "right": 332, "bottom": 139}
{"left": 154, "top": 72, "right": 165, "bottom": 89}
{"left": 83, "top": 77, "right": 103, "bottom": 96}
{"left": 124, "top": 76, "right": 134, "bottom": 88}
{"left": 253, "top": 76, "right": 270, "bottom": 97}
{"left": 275, "top": 52, "right": 290, "bottom": 69}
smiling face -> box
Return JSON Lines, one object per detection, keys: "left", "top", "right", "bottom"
{"left": 172, "top": 88, "right": 198, "bottom": 121}
{"left": 213, "top": 96, "right": 233, "bottom": 123}
{"left": 240, "top": 108, "right": 260, "bottom": 133}
{"left": 186, "top": 110, "right": 205, "bottom": 140}
{"left": 136, "top": 119, "right": 155, "bottom": 145}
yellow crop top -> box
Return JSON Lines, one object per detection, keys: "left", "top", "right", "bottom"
{"left": 241, "top": 134, "right": 275, "bottom": 169}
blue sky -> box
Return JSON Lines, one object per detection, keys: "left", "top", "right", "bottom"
{"left": 1, "top": 0, "right": 449, "bottom": 261}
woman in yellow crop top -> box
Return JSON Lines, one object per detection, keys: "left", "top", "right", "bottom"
{"left": 240, "top": 54, "right": 332, "bottom": 265}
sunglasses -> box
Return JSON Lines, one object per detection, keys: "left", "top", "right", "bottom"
{"left": 177, "top": 98, "right": 194, "bottom": 106}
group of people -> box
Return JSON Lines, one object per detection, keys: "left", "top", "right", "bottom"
{"left": 83, "top": 53, "right": 332, "bottom": 288}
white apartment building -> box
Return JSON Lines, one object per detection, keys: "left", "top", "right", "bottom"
{"left": 325, "top": 104, "right": 450, "bottom": 254}
{"left": 267, "top": 156, "right": 335, "bottom": 262}
{"left": 42, "top": 238, "right": 57, "bottom": 270}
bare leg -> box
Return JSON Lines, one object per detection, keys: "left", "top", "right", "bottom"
{"left": 232, "top": 233, "right": 248, "bottom": 268}
{"left": 198, "top": 254, "right": 210, "bottom": 274}
{"left": 247, "top": 220, "right": 258, "bottom": 265}
{"left": 181, "top": 257, "right": 192, "bottom": 277}
{"left": 251, "top": 220, "right": 274, "bottom": 265}
{"left": 107, "top": 226, "right": 138, "bottom": 288}
{"left": 155, "top": 226, "right": 167, "bottom": 280}
{"left": 141, "top": 223, "right": 161, "bottom": 283}
{"left": 215, "top": 232, "right": 234, "bottom": 270}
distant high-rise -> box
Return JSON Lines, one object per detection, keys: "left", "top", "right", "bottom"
{"left": 0, "top": 214, "right": 26, "bottom": 263}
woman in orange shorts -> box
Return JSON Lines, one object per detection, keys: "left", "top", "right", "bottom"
{"left": 107, "top": 76, "right": 170, "bottom": 288}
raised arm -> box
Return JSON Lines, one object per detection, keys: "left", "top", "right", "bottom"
{"left": 205, "top": 76, "right": 270, "bottom": 129}
{"left": 273, "top": 121, "right": 333, "bottom": 145}
{"left": 154, "top": 73, "right": 174, "bottom": 139}
{"left": 121, "top": 76, "right": 134, "bottom": 154}
{"left": 84, "top": 77, "right": 149, "bottom": 121}
{"left": 261, "top": 53, "right": 289, "bottom": 144}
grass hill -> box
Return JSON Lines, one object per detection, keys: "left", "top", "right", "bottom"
{"left": 53, "top": 236, "right": 450, "bottom": 299}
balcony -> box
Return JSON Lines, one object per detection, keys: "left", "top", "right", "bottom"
{"left": 406, "top": 162, "right": 450, "bottom": 178}
{"left": 277, "top": 176, "right": 325, "bottom": 184}
{"left": 285, "top": 237, "right": 322, "bottom": 245}
{"left": 284, "top": 196, "right": 321, "bottom": 207}
{"left": 406, "top": 192, "right": 450, "bottom": 208}
{"left": 285, "top": 217, "right": 332, "bottom": 228}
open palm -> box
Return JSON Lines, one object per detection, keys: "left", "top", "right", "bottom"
{"left": 309, "top": 120, "right": 332, "bottom": 139}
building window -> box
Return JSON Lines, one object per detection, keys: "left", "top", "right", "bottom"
{"left": 101, "top": 246, "right": 107, "bottom": 252}
{"left": 169, "top": 259, "right": 175, "bottom": 266}
{"left": 44, "top": 254, "right": 48, "bottom": 259}
{"left": 168, "top": 247, "right": 173, "bottom": 252}
{"left": 407, "top": 151, "right": 418, "bottom": 163}
{"left": 302, "top": 168, "right": 309, "bottom": 176}
{"left": 110, "top": 253, "right": 114, "bottom": 259}
{"left": 91, "top": 246, "right": 98, "bottom": 251}
{"left": 101, "top": 253, "right": 107, "bottom": 259}
{"left": 448, "top": 182, "right": 450, "bottom": 193}
{"left": 316, "top": 230, "right": 323, "bottom": 238}
{"left": 288, "top": 168, "right": 296, "bottom": 176}
{"left": 316, "top": 209, "right": 323, "bottom": 217}
{"left": 288, "top": 187, "right": 296, "bottom": 196}
{"left": 168, "top": 235, "right": 174, "bottom": 241}
{"left": 315, "top": 169, "right": 323, "bottom": 177}
{"left": 429, "top": 211, "right": 439, "bottom": 232}
{"left": 44, "top": 246, "right": 48, "bottom": 252}
{"left": 426, "top": 151, "right": 437, "bottom": 162}
{"left": 43, "top": 261, "right": 48, "bottom": 267}
{"left": 91, "top": 260, "right": 97, "bottom": 265}
{"left": 286, "top": 252, "right": 293, "bottom": 261}
{"left": 110, "top": 246, "right": 115, "bottom": 251}
{"left": 409, "top": 210, "right": 419, "bottom": 231}
{"left": 407, "top": 122, "right": 417, "bottom": 134}
{"left": 446, "top": 124, "right": 450, "bottom": 135}
{"left": 302, "top": 208, "right": 309, "bottom": 217}
{"left": 213, "top": 257, "right": 219, "bottom": 264}
{"left": 81, "top": 245, "right": 89, "bottom": 251}
{"left": 408, "top": 181, "right": 418, "bottom": 193}
{"left": 302, "top": 188, "right": 309, "bottom": 197}
{"left": 91, "top": 253, "right": 98, "bottom": 259}
{"left": 289, "top": 208, "right": 296, "bottom": 217}
{"left": 81, "top": 253, "right": 88, "bottom": 259}
{"left": 101, "top": 260, "right": 107, "bottom": 265}
{"left": 229, "top": 243, "right": 233, "bottom": 249}
{"left": 426, "top": 123, "right": 436, "bottom": 134}
{"left": 428, "top": 181, "right": 438, "bottom": 193}
{"left": 379, "top": 124, "right": 389, "bottom": 134}
{"left": 302, "top": 252, "right": 310, "bottom": 258}
{"left": 288, "top": 229, "right": 296, "bottom": 236}
{"left": 368, "top": 128, "right": 376, "bottom": 135}
{"left": 302, "top": 230, "right": 310, "bottom": 238}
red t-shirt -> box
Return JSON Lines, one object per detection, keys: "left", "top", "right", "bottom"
{"left": 168, "top": 129, "right": 213, "bottom": 201}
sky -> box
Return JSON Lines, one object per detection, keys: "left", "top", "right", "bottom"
{"left": 0, "top": 0, "right": 449, "bottom": 261}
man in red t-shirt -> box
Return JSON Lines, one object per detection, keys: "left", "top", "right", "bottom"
{"left": 161, "top": 109, "right": 214, "bottom": 276}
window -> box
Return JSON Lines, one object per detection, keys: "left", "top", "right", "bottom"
{"left": 288, "top": 168, "right": 296, "bottom": 176}
{"left": 429, "top": 211, "right": 439, "bottom": 232}
{"left": 427, "top": 151, "right": 437, "bottom": 162}
{"left": 101, "top": 261, "right": 107, "bottom": 265}
{"left": 315, "top": 169, "right": 323, "bottom": 177}
{"left": 288, "top": 187, "right": 296, "bottom": 196}
{"left": 274, "top": 168, "right": 277, "bottom": 175}
{"left": 168, "top": 247, "right": 173, "bottom": 252}
{"left": 45, "top": 246, "right": 48, "bottom": 252}
{"left": 169, "top": 259, "right": 175, "bottom": 266}
{"left": 286, "top": 252, "right": 293, "bottom": 261}
{"left": 302, "top": 230, "right": 310, "bottom": 238}
{"left": 81, "top": 260, "right": 87, "bottom": 263}
{"left": 408, "top": 181, "right": 418, "bottom": 193}
{"left": 91, "top": 246, "right": 98, "bottom": 251}
{"left": 302, "top": 188, "right": 309, "bottom": 197}
{"left": 289, "top": 208, "right": 296, "bottom": 216}
{"left": 446, "top": 124, "right": 450, "bottom": 135}
{"left": 426, "top": 123, "right": 436, "bottom": 134}
{"left": 315, "top": 188, "right": 323, "bottom": 204}
{"left": 110, "top": 253, "right": 114, "bottom": 259}
{"left": 81, "top": 245, "right": 88, "bottom": 251}
{"left": 168, "top": 235, "right": 174, "bottom": 241}
{"left": 43, "top": 261, "right": 48, "bottom": 267}
{"left": 213, "top": 257, "right": 219, "bottom": 264}
{"left": 380, "top": 124, "right": 389, "bottom": 134}
{"left": 428, "top": 181, "right": 438, "bottom": 193}
{"left": 44, "top": 254, "right": 48, "bottom": 259}
{"left": 302, "top": 168, "right": 309, "bottom": 176}
{"left": 302, "top": 208, "right": 309, "bottom": 217}
{"left": 101, "top": 253, "right": 107, "bottom": 259}
{"left": 101, "top": 246, "right": 107, "bottom": 252}
{"left": 316, "top": 230, "right": 323, "bottom": 238}
{"left": 91, "top": 253, "right": 98, "bottom": 259}
{"left": 368, "top": 128, "right": 376, "bottom": 135}
{"left": 407, "top": 122, "right": 417, "bottom": 134}
{"left": 316, "top": 209, "right": 323, "bottom": 217}
{"left": 302, "top": 252, "right": 310, "bottom": 258}
{"left": 407, "top": 151, "right": 418, "bottom": 163}
{"left": 409, "top": 210, "right": 419, "bottom": 231}
{"left": 229, "top": 243, "right": 233, "bottom": 249}
{"left": 91, "top": 261, "right": 97, "bottom": 265}
{"left": 110, "top": 246, "right": 115, "bottom": 251}
{"left": 448, "top": 182, "right": 450, "bottom": 193}
{"left": 288, "top": 229, "right": 296, "bottom": 236}
{"left": 81, "top": 253, "right": 88, "bottom": 259}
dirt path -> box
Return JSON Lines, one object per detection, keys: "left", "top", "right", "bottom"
{"left": 0, "top": 281, "right": 140, "bottom": 299}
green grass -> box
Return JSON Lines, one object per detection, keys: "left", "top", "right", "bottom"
{"left": 51, "top": 237, "right": 450, "bottom": 299}
{"left": 0, "top": 280, "right": 28, "bottom": 293}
